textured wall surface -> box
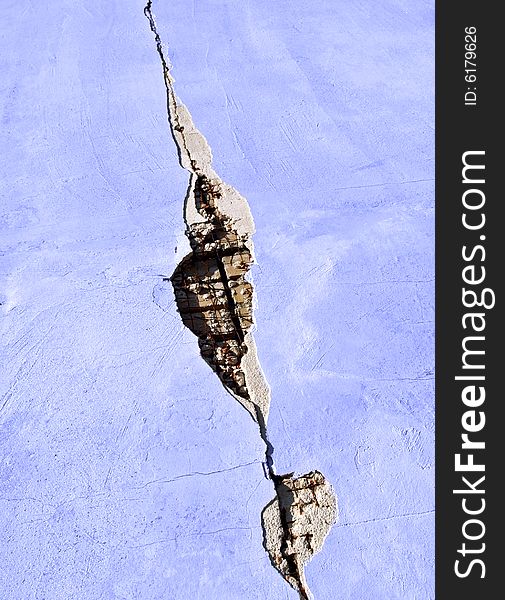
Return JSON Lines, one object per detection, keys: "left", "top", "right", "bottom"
{"left": 1, "top": 1, "right": 434, "bottom": 598}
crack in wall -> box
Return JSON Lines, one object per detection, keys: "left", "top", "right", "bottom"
{"left": 171, "top": 175, "right": 253, "bottom": 402}
{"left": 264, "top": 471, "right": 337, "bottom": 600}
{"left": 144, "top": 3, "right": 337, "bottom": 597}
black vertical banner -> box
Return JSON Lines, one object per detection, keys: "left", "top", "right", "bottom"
{"left": 436, "top": 2, "right": 500, "bottom": 598}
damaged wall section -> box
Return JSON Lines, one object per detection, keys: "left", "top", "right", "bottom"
{"left": 145, "top": 2, "right": 337, "bottom": 598}
{"left": 171, "top": 175, "right": 254, "bottom": 403}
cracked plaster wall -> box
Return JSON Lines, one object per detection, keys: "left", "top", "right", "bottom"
{"left": 1, "top": 1, "right": 434, "bottom": 599}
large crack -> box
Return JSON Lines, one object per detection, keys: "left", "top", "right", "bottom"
{"left": 264, "top": 472, "right": 337, "bottom": 599}
{"left": 144, "top": 3, "right": 337, "bottom": 597}
{"left": 171, "top": 175, "right": 252, "bottom": 401}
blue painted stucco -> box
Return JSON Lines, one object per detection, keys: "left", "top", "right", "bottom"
{"left": 1, "top": 1, "right": 434, "bottom": 598}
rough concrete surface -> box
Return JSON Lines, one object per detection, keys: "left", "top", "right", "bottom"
{"left": 1, "top": 1, "right": 434, "bottom": 598}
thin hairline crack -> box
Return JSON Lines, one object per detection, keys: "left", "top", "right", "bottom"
{"left": 144, "top": 3, "right": 337, "bottom": 598}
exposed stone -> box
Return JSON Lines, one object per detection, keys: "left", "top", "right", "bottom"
{"left": 263, "top": 471, "right": 337, "bottom": 599}
{"left": 171, "top": 175, "right": 254, "bottom": 401}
